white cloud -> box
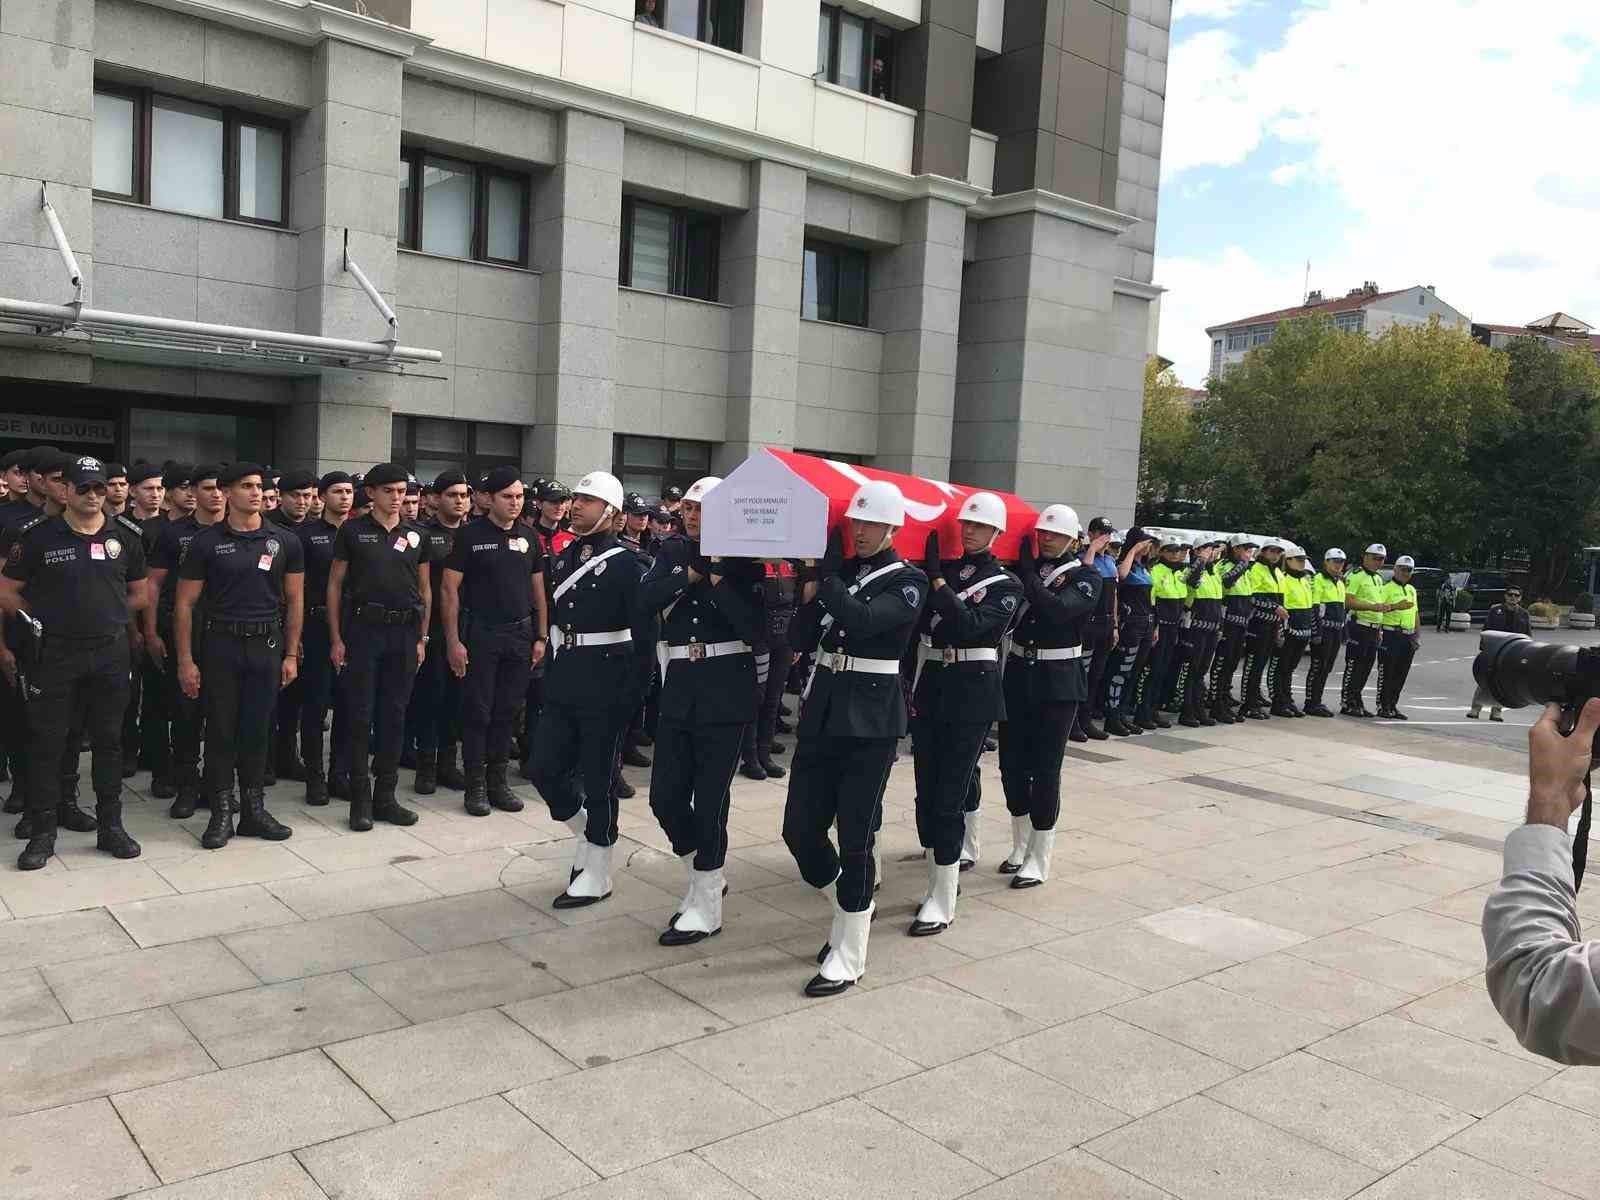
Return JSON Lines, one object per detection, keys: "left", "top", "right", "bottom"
{"left": 1173, "top": 0, "right": 1252, "bottom": 20}
{"left": 1268, "top": 162, "right": 1310, "bottom": 186}
{"left": 1156, "top": 1, "right": 1600, "bottom": 385}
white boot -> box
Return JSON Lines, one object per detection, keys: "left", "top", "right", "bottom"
{"left": 872, "top": 841, "right": 882, "bottom": 893}
{"left": 555, "top": 841, "right": 612, "bottom": 908}
{"left": 565, "top": 810, "right": 589, "bottom": 883}
{"left": 960, "top": 811, "right": 980, "bottom": 870}
{"left": 999, "top": 815, "right": 1031, "bottom": 874}
{"left": 910, "top": 857, "right": 959, "bottom": 936}
{"left": 1012, "top": 829, "right": 1055, "bottom": 889}
{"left": 808, "top": 894, "right": 872, "bottom": 995}
{"left": 661, "top": 867, "right": 724, "bottom": 945}
{"left": 671, "top": 851, "right": 695, "bottom": 918}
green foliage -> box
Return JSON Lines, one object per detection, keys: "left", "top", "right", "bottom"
{"left": 1529, "top": 601, "right": 1561, "bottom": 621}
{"left": 1576, "top": 592, "right": 1596, "bottom": 614}
{"left": 1136, "top": 358, "right": 1199, "bottom": 524}
{"left": 1454, "top": 589, "right": 1474, "bottom": 612}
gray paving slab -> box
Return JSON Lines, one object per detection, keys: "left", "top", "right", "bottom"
{"left": 1400, "top": 979, "right": 1549, "bottom": 1064}
{"left": 648, "top": 944, "right": 828, "bottom": 1025}
{"left": 125, "top": 1154, "right": 327, "bottom": 1199}
{"left": 0, "top": 1096, "right": 159, "bottom": 1200}
{"left": 826, "top": 976, "right": 1041, "bottom": 1067}
{"left": 109, "top": 883, "right": 302, "bottom": 948}
{"left": 0, "top": 860, "right": 174, "bottom": 918}
{"left": 503, "top": 973, "right": 730, "bottom": 1068}
{"left": 371, "top": 887, "right": 558, "bottom": 951}
{"left": 41, "top": 937, "right": 259, "bottom": 1020}
{"left": 1109, "top": 978, "right": 1336, "bottom": 1070}
{"left": 0, "top": 967, "right": 67, "bottom": 1036}
{"left": 221, "top": 911, "right": 424, "bottom": 983}
{"left": 1284, "top": 928, "right": 1479, "bottom": 995}
{"left": 1534, "top": 1064, "right": 1600, "bottom": 1119}
{"left": 1204, "top": 952, "right": 1413, "bottom": 1029}
{"left": 172, "top": 971, "right": 408, "bottom": 1066}
{"left": 959, "top": 1149, "right": 1172, "bottom": 1199}
{"left": 505, "top": 913, "right": 701, "bottom": 987}
{"left": 0, "top": 1007, "right": 213, "bottom": 1116}
{"left": 1135, "top": 903, "right": 1307, "bottom": 960}
{"left": 558, "top": 1154, "right": 759, "bottom": 1199}
{"left": 1036, "top": 923, "right": 1236, "bottom": 990}
{"left": 265, "top": 863, "right": 441, "bottom": 921}
{"left": 352, "top": 940, "right": 567, "bottom": 1022}
{"left": 1348, "top": 1145, "right": 1572, "bottom": 1200}
{"left": 936, "top": 947, "right": 1144, "bottom": 1025}
{"left": 0, "top": 908, "right": 135, "bottom": 969}
{"left": 1445, "top": 1094, "right": 1600, "bottom": 1197}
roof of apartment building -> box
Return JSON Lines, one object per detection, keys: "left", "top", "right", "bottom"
{"left": 1206, "top": 282, "right": 1410, "bottom": 334}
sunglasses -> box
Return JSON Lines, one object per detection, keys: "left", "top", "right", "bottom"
{"left": 74, "top": 482, "right": 107, "bottom": 495}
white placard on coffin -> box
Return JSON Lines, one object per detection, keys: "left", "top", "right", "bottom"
{"left": 700, "top": 450, "right": 830, "bottom": 559}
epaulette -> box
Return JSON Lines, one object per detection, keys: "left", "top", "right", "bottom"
{"left": 16, "top": 512, "right": 48, "bottom": 537}
{"left": 115, "top": 514, "right": 144, "bottom": 538}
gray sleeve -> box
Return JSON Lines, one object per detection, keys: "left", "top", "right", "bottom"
{"left": 1482, "top": 823, "right": 1600, "bottom": 1065}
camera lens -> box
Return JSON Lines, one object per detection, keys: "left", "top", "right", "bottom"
{"left": 1474, "top": 631, "right": 1582, "bottom": 708}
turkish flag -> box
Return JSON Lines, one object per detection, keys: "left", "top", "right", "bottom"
{"left": 700, "top": 449, "right": 1037, "bottom": 560}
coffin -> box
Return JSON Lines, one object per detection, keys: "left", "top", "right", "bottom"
{"left": 700, "top": 449, "right": 1038, "bottom": 560}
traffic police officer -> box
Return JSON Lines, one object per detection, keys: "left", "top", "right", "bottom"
{"left": 296, "top": 472, "right": 353, "bottom": 804}
{"left": 530, "top": 470, "right": 650, "bottom": 909}
{"left": 1302, "top": 548, "right": 1348, "bottom": 717}
{"left": 1137, "top": 532, "right": 1190, "bottom": 730}
{"left": 1073, "top": 516, "right": 1119, "bottom": 740}
{"left": 999, "top": 505, "right": 1105, "bottom": 885}
{"left": 1340, "top": 543, "right": 1392, "bottom": 718}
{"left": 1377, "top": 555, "right": 1419, "bottom": 720}
{"left": 783, "top": 479, "right": 927, "bottom": 997}
{"left": 441, "top": 466, "right": 548, "bottom": 818}
{"left": 328, "top": 464, "right": 430, "bottom": 831}
{"left": 1178, "top": 536, "right": 1225, "bottom": 727}
{"left": 1268, "top": 545, "right": 1315, "bottom": 717}
{"left": 1101, "top": 530, "right": 1155, "bottom": 737}
{"left": 908, "top": 492, "right": 1020, "bottom": 935}
{"left": 1240, "top": 539, "right": 1287, "bottom": 718}
{"left": 1208, "top": 534, "right": 1256, "bottom": 723}
{"left": 639, "top": 475, "right": 764, "bottom": 944}
{"left": 175, "top": 462, "right": 303, "bottom": 849}
{"left": 2, "top": 455, "right": 149, "bottom": 869}
{"left": 413, "top": 470, "right": 471, "bottom": 795}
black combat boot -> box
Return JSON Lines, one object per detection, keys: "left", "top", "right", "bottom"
{"left": 304, "top": 765, "right": 329, "bottom": 806}
{"left": 372, "top": 773, "right": 418, "bottom": 826}
{"left": 464, "top": 766, "right": 490, "bottom": 817}
{"left": 17, "top": 808, "right": 56, "bottom": 870}
{"left": 348, "top": 774, "right": 374, "bottom": 832}
{"left": 170, "top": 762, "right": 200, "bottom": 818}
{"left": 414, "top": 750, "right": 438, "bottom": 796}
{"left": 758, "top": 747, "right": 786, "bottom": 778}
{"left": 201, "top": 790, "right": 235, "bottom": 849}
{"left": 57, "top": 776, "right": 99, "bottom": 832}
{"left": 327, "top": 762, "right": 352, "bottom": 802}
{"left": 487, "top": 760, "right": 523, "bottom": 812}
{"left": 95, "top": 796, "right": 142, "bottom": 859}
{"left": 235, "top": 787, "right": 292, "bottom": 840}
{"left": 437, "top": 743, "right": 466, "bottom": 791}
{"left": 274, "top": 729, "right": 305, "bottom": 782}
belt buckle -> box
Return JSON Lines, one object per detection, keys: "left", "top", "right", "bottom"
{"left": 830, "top": 651, "right": 848, "bottom": 672}
{"left": 941, "top": 647, "right": 957, "bottom": 665}
{"left": 1024, "top": 646, "right": 1038, "bottom": 662}
{"left": 688, "top": 641, "right": 706, "bottom": 662}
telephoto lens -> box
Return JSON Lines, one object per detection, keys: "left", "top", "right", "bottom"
{"left": 1473, "top": 631, "right": 1588, "bottom": 710}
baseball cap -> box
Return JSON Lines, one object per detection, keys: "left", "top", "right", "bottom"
{"left": 651, "top": 505, "right": 673, "bottom": 523}
{"left": 1086, "top": 516, "right": 1115, "bottom": 536}
{"left": 540, "top": 481, "right": 571, "bottom": 501}
{"left": 662, "top": 485, "right": 684, "bottom": 502}
{"left": 1324, "top": 547, "right": 1347, "bottom": 561}
{"left": 623, "top": 492, "right": 649, "bottom": 514}
{"left": 1394, "top": 554, "right": 1415, "bottom": 569}
{"left": 1364, "top": 543, "right": 1387, "bottom": 557}
{"left": 63, "top": 455, "right": 108, "bottom": 486}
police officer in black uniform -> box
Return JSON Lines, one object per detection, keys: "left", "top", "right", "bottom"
{"left": 2, "top": 455, "right": 150, "bottom": 869}
{"left": 0, "top": 446, "right": 58, "bottom": 817}
{"left": 638, "top": 475, "right": 763, "bottom": 944}
{"left": 413, "top": 470, "right": 471, "bottom": 795}
{"left": 999, "top": 505, "right": 1106, "bottom": 887}
{"left": 908, "top": 492, "right": 1020, "bottom": 936}
{"left": 124, "top": 463, "right": 167, "bottom": 787}
{"left": 175, "top": 462, "right": 303, "bottom": 849}
{"left": 517, "top": 481, "right": 570, "bottom": 781}
{"left": 784, "top": 479, "right": 927, "bottom": 996}
{"left": 268, "top": 470, "right": 316, "bottom": 784}
{"left": 530, "top": 470, "right": 652, "bottom": 908}
{"left": 442, "top": 466, "right": 548, "bottom": 817}
{"left": 295, "top": 472, "right": 353, "bottom": 805}
{"left": 327, "top": 463, "right": 430, "bottom": 831}
{"left": 145, "top": 464, "right": 221, "bottom": 817}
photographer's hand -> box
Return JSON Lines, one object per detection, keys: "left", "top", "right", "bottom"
{"left": 1527, "top": 698, "right": 1600, "bottom": 828}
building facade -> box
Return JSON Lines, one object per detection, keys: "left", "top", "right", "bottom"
{"left": 1472, "top": 312, "right": 1600, "bottom": 366}
{"left": 0, "top": 0, "right": 1168, "bottom": 518}
{"left": 1205, "top": 283, "right": 1469, "bottom": 380}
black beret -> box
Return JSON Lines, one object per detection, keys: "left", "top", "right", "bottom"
{"left": 103, "top": 462, "right": 128, "bottom": 481}
{"left": 0, "top": 449, "right": 28, "bottom": 471}
{"left": 163, "top": 463, "right": 197, "bottom": 489}
{"left": 278, "top": 470, "right": 317, "bottom": 492}
{"left": 31, "top": 448, "right": 70, "bottom": 474}
{"left": 128, "top": 462, "right": 163, "bottom": 486}
{"left": 363, "top": 463, "right": 409, "bottom": 489}
{"left": 219, "top": 461, "right": 266, "bottom": 486}
{"left": 433, "top": 469, "right": 469, "bottom": 492}
{"left": 318, "top": 471, "right": 353, "bottom": 492}
{"left": 482, "top": 466, "right": 523, "bottom": 495}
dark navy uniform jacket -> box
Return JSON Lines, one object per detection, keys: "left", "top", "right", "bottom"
{"left": 912, "top": 550, "right": 1021, "bottom": 724}
{"left": 544, "top": 528, "right": 650, "bottom": 711}
{"left": 1004, "top": 555, "right": 1102, "bottom": 706}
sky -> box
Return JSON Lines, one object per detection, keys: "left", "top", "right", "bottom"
{"left": 1154, "top": 0, "right": 1600, "bottom": 386}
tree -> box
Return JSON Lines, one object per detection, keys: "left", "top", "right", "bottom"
{"left": 1136, "top": 357, "right": 1198, "bottom": 524}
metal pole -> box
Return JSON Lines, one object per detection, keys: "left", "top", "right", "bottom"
{"left": 39, "top": 183, "right": 84, "bottom": 310}
{"left": 343, "top": 228, "right": 398, "bottom": 349}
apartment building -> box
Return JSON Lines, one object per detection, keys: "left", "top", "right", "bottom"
{"left": 0, "top": 0, "right": 1169, "bottom": 516}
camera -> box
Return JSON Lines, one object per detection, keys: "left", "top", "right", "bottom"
{"left": 1474, "top": 630, "right": 1600, "bottom": 757}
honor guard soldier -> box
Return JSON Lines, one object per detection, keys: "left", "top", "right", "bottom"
{"left": 1302, "top": 548, "right": 1347, "bottom": 717}
{"left": 530, "top": 470, "right": 650, "bottom": 909}
{"left": 1340, "top": 543, "right": 1392, "bottom": 718}
{"left": 2, "top": 456, "right": 150, "bottom": 869}
{"left": 1208, "top": 534, "right": 1256, "bottom": 723}
{"left": 327, "top": 464, "right": 431, "bottom": 831}
{"left": 783, "top": 480, "right": 928, "bottom": 996}
{"left": 296, "top": 472, "right": 353, "bottom": 804}
{"left": 143, "top": 464, "right": 221, "bottom": 817}
{"left": 907, "top": 492, "right": 1020, "bottom": 936}
{"left": 175, "top": 463, "right": 303, "bottom": 849}
{"left": 1377, "top": 554, "right": 1419, "bottom": 719}
{"left": 639, "top": 475, "right": 764, "bottom": 944}
{"left": 441, "top": 467, "right": 549, "bottom": 818}
{"left": 998, "top": 506, "right": 1106, "bottom": 885}
{"left": 1178, "top": 536, "right": 1225, "bottom": 727}
{"left": 413, "top": 470, "right": 472, "bottom": 795}
{"left": 1269, "top": 545, "right": 1315, "bottom": 717}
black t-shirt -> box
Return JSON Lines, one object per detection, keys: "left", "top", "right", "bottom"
{"left": 178, "top": 520, "right": 305, "bottom": 622}
{"left": 0, "top": 498, "right": 47, "bottom": 559}
{"left": 3, "top": 514, "right": 148, "bottom": 638}
{"left": 333, "top": 514, "right": 428, "bottom": 612}
{"left": 138, "top": 514, "right": 164, "bottom": 556}
{"left": 422, "top": 518, "right": 465, "bottom": 632}
{"left": 443, "top": 514, "right": 544, "bottom": 625}
{"left": 296, "top": 518, "right": 341, "bottom": 609}
{"left": 149, "top": 515, "right": 215, "bottom": 620}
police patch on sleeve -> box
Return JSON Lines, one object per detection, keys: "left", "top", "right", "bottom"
{"left": 1076, "top": 580, "right": 1096, "bottom": 598}
{"left": 900, "top": 584, "right": 922, "bottom": 607}
{"left": 1001, "top": 594, "right": 1017, "bottom": 612}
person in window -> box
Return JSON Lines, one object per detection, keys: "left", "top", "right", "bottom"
{"left": 636, "top": 0, "right": 661, "bottom": 27}
{"left": 871, "top": 57, "right": 890, "bottom": 101}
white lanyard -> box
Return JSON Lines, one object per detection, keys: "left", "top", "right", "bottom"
{"left": 1015, "top": 558, "right": 1076, "bottom": 625}
{"left": 816, "top": 560, "right": 905, "bottom": 639}
{"left": 552, "top": 546, "right": 625, "bottom": 604}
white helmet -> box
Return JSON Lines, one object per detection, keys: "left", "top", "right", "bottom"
{"left": 846, "top": 479, "right": 906, "bottom": 527}
{"left": 958, "top": 491, "right": 1007, "bottom": 531}
{"left": 1365, "top": 543, "right": 1387, "bottom": 558}
{"left": 573, "top": 470, "right": 624, "bottom": 511}
{"left": 1324, "top": 547, "right": 1347, "bottom": 561}
{"left": 1034, "top": 504, "right": 1082, "bottom": 538}
{"left": 683, "top": 476, "right": 721, "bottom": 503}
{"left": 1395, "top": 554, "right": 1415, "bottom": 569}
{"left": 1228, "top": 532, "right": 1258, "bottom": 549}
{"left": 1260, "top": 538, "right": 1286, "bottom": 553}
{"left": 1285, "top": 544, "right": 1308, "bottom": 560}
{"left": 1161, "top": 531, "right": 1188, "bottom": 549}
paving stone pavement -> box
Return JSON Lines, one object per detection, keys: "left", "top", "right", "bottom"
{"left": 1, "top": 715, "right": 1596, "bottom": 1199}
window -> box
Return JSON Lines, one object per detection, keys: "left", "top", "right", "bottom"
{"left": 397, "top": 149, "right": 530, "bottom": 266}
{"left": 619, "top": 198, "right": 721, "bottom": 302}
{"left": 130, "top": 408, "right": 274, "bottom": 468}
{"left": 92, "top": 85, "right": 289, "bottom": 226}
{"left": 1249, "top": 327, "right": 1273, "bottom": 347}
{"left": 613, "top": 434, "right": 714, "bottom": 501}
{"left": 636, "top": 0, "right": 743, "bottom": 52}
{"left": 1209, "top": 339, "right": 1223, "bottom": 378}
{"left": 817, "top": 4, "right": 895, "bottom": 100}
{"left": 1333, "top": 312, "right": 1364, "bottom": 334}
{"left": 802, "top": 240, "right": 869, "bottom": 327}
{"left": 1225, "top": 331, "right": 1249, "bottom": 352}
{"left": 391, "top": 416, "right": 522, "bottom": 483}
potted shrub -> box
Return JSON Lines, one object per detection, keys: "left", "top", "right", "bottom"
{"left": 1448, "top": 589, "right": 1473, "bottom": 631}
{"left": 1529, "top": 600, "right": 1561, "bottom": 630}
{"left": 1570, "top": 593, "right": 1596, "bottom": 629}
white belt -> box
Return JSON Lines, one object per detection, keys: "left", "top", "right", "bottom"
{"left": 1008, "top": 643, "right": 1085, "bottom": 662}
{"left": 553, "top": 628, "right": 631, "bottom": 651}
{"left": 922, "top": 644, "right": 1000, "bottom": 665}
{"left": 818, "top": 653, "right": 901, "bottom": 675}
{"left": 667, "top": 640, "right": 749, "bottom": 661}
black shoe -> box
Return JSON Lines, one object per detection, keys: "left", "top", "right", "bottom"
{"left": 1102, "top": 716, "right": 1135, "bottom": 737}
{"left": 621, "top": 747, "right": 651, "bottom": 768}
{"left": 437, "top": 747, "right": 466, "bottom": 791}
{"left": 1388, "top": 709, "right": 1408, "bottom": 721}
{"left": 1081, "top": 722, "right": 1110, "bottom": 741}
{"left": 779, "top": 702, "right": 793, "bottom": 718}
{"left": 304, "top": 773, "right": 329, "bottom": 806}
{"left": 327, "top": 770, "right": 351, "bottom": 802}
{"left": 552, "top": 888, "right": 612, "bottom": 910}
{"left": 1010, "top": 874, "right": 1044, "bottom": 890}
{"left": 169, "top": 784, "right": 198, "bottom": 820}
{"left": 12, "top": 813, "right": 32, "bottom": 839}
{"left": 1489, "top": 713, "right": 1505, "bottom": 722}
{"left": 758, "top": 752, "right": 786, "bottom": 779}
{"left": 614, "top": 776, "right": 636, "bottom": 800}
{"left": 1069, "top": 728, "right": 1089, "bottom": 743}
{"left": 95, "top": 799, "right": 142, "bottom": 859}
{"left": 414, "top": 752, "right": 438, "bottom": 796}
{"left": 464, "top": 771, "right": 490, "bottom": 817}
{"left": 983, "top": 736, "right": 998, "bottom": 752}
{"left": 235, "top": 788, "right": 292, "bottom": 840}
{"left": 908, "top": 918, "right": 948, "bottom": 937}
{"left": 1179, "top": 715, "right": 1201, "bottom": 728}
{"left": 57, "top": 795, "right": 99, "bottom": 833}
{"left": 487, "top": 763, "right": 523, "bottom": 812}
{"left": 1270, "top": 704, "right": 1298, "bottom": 719}
{"left": 1199, "top": 713, "right": 1218, "bottom": 726}
{"left": 18, "top": 828, "right": 55, "bottom": 871}
{"left": 1356, "top": 707, "right": 1376, "bottom": 718}
{"left": 1240, "top": 708, "right": 1269, "bottom": 721}
{"left": 201, "top": 793, "right": 235, "bottom": 849}
{"left": 740, "top": 760, "right": 768, "bottom": 781}
{"left": 803, "top": 973, "right": 856, "bottom": 998}
{"left": 659, "top": 922, "right": 720, "bottom": 947}
{"left": 1150, "top": 713, "right": 1173, "bottom": 729}
{"left": 348, "top": 776, "right": 374, "bottom": 832}
{"left": 1136, "top": 716, "right": 1159, "bottom": 731}
{"left": 775, "top": 717, "right": 794, "bottom": 734}
{"left": 1304, "top": 704, "right": 1335, "bottom": 718}
{"left": 1211, "top": 709, "right": 1236, "bottom": 725}
{"left": 766, "top": 741, "right": 786, "bottom": 756}
{"left": 150, "top": 775, "right": 176, "bottom": 800}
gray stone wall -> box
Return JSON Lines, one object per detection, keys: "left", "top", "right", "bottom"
{"left": 1116, "top": 0, "right": 1168, "bottom": 282}
{"left": 795, "top": 320, "right": 883, "bottom": 458}
{"left": 616, "top": 289, "right": 731, "bottom": 445}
